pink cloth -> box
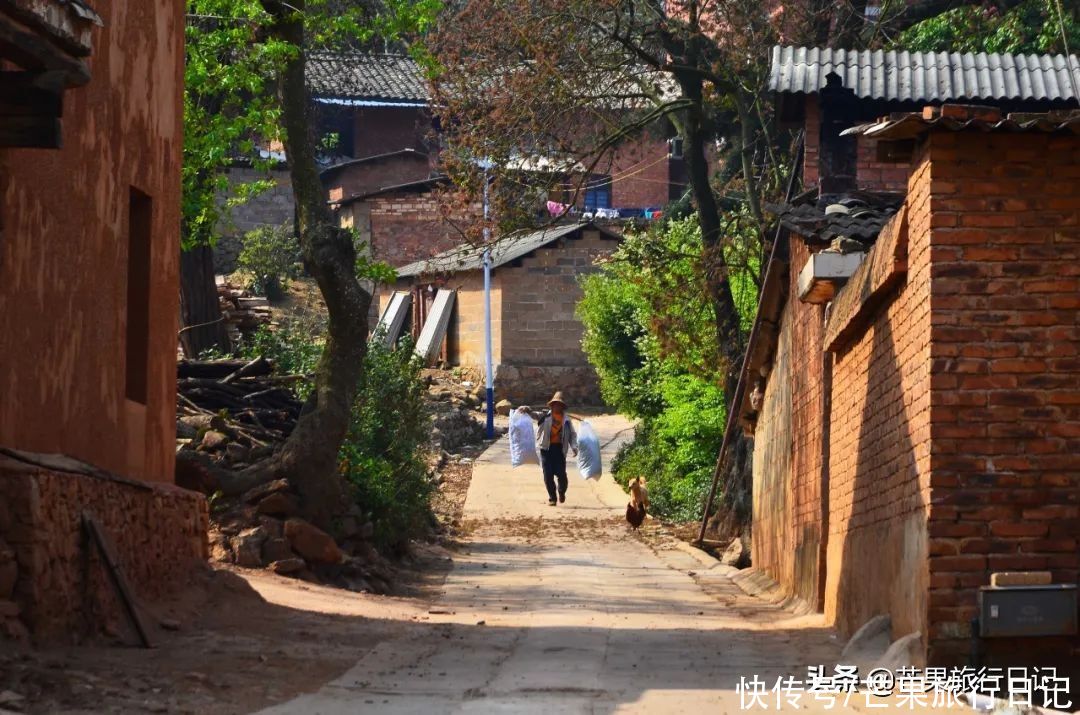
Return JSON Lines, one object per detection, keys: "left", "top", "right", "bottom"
{"left": 546, "top": 200, "right": 569, "bottom": 217}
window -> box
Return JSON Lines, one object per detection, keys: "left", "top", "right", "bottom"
{"left": 668, "top": 137, "right": 684, "bottom": 159}
{"left": 126, "top": 188, "right": 152, "bottom": 404}
{"left": 584, "top": 178, "right": 611, "bottom": 212}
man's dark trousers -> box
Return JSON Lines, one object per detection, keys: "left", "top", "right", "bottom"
{"left": 540, "top": 447, "right": 567, "bottom": 502}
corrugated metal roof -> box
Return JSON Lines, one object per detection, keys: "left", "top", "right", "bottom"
{"left": 395, "top": 222, "right": 620, "bottom": 278}
{"left": 843, "top": 108, "right": 1080, "bottom": 140}
{"left": 307, "top": 52, "right": 429, "bottom": 103}
{"left": 770, "top": 45, "right": 1080, "bottom": 103}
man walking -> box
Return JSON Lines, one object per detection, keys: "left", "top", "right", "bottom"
{"left": 533, "top": 391, "right": 578, "bottom": 506}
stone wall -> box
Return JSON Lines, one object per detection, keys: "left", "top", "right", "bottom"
{"left": 212, "top": 166, "right": 295, "bottom": 274}
{"left": 0, "top": 453, "right": 208, "bottom": 642}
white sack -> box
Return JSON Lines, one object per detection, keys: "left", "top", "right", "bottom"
{"left": 509, "top": 411, "right": 539, "bottom": 467}
{"left": 576, "top": 420, "right": 602, "bottom": 479}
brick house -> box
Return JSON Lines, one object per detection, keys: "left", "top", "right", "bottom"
{"left": 0, "top": 0, "right": 207, "bottom": 640}
{"left": 384, "top": 221, "right": 622, "bottom": 405}
{"left": 741, "top": 45, "right": 1080, "bottom": 670}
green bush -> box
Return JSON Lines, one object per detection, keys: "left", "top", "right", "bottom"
{"left": 238, "top": 324, "right": 432, "bottom": 552}
{"left": 237, "top": 223, "right": 300, "bottom": 299}
{"left": 339, "top": 337, "right": 433, "bottom": 553}
{"left": 578, "top": 213, "right": 754, "bottom": 521}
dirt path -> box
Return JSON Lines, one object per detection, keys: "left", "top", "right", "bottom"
{"left": 257, "top": 415, "right": 851, "bottom": 713}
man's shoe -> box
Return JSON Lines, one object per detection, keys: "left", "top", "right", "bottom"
{"left": 558, "top": 493, "right": 566, "bottom": 504}
{"left": 548, "top": 499, "right": 557, "bottom": 506}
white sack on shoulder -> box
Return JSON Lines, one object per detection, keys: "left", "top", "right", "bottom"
{"left": 509, "top": 410, "right": 539, "bottom": 467}
{"left": 576, "top": 420, "right": 602, "bottom": 479}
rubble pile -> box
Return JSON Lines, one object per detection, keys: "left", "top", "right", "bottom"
{"left": 208, "top": 479, "right": 397, "bottom": 594}
{"left": 424, "top": 369, "right": 493, "bottom": 453}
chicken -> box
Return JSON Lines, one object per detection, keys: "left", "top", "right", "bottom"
{"left": 625, "top": 476, "right": 649, "bottom": 530}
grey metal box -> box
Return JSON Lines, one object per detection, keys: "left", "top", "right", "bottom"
{"left": 978, "top": 584, "right": 1078, "bottom": 638}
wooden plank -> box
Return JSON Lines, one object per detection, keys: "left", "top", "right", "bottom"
{"left": 0, "top": 71, "right": 62, "bottom": 116}
{"left": 414, "top": 289, "right": 455, "bottom": 364}
{"left": 372, "top": 291, "right": 412, "bottom": 348}
{"left": 81, "top": 511, "right": 154, "bottom": 648}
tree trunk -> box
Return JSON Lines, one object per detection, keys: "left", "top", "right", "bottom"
{"left": 179, "top": 244, "right": 230, "bottom": 358}
{"left": 223, "top": 0, "right": 373, "bottom": 529}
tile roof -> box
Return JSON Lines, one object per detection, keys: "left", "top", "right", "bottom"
{"left": 307, "top": 51, "right": 429, "bottom": 104}
{"left": 770, "top": 45, "right": 1080, "bottom": 104}
{"left": 767, "top": 192, "right": 904, "bottom": 245}
{"left": 843, "top": 106, "right": 1080, "bottom": 140}
{"left": 395, "top": 221, "right": 621, "bottom": 277}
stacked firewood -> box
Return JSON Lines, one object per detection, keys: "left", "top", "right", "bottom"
{"left": 176, "top": 357, "right": 303, "bottom": 466}
{"left": 217, "top": 280, "right": 273, "bottom": 345}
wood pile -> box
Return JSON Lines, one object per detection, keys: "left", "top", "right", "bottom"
{"left": 217, "top": 279, "right": 273, "bottom": 345}
{"left": 176, "top": 357, "right": 302, "bottom": 467}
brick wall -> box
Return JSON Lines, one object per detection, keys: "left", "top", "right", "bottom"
{"left": 346, "top": 190, "right": 473, "bottom": 269}
{"left": 608, "top": 135, "right": 680, "bottom": 208}
{"left": 352, "top": 106, "right": 432, "bottom": 160}
{"left": 803, "top": 96, "right": 909, "bottom": 194}
{"left": 324, "top": 153, "right": 431, "bottom": 204}
{"left": 824, "top": 145, "right": 933, "bottom": 639}
{"left": 923, "top": 130, "right": 1080, "bottom": 665}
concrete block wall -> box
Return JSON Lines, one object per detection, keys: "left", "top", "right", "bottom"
{"left": 923, "top": 130, "right": 1080, "bottom": 665}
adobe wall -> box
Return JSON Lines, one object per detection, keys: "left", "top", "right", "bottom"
{"left": 824, "top": 147, "right": 933, "bottom": 640}
{"left": 351, "top": 106, "right": 432, "bottom": 160}
{"left": 750, "top": 237, "right": 829, "bottom": 609}
{"left": 923, "top": 130, "right": 1080, "bottom": 666}
{"left": 0, "top": 0, "right": 183, "bottom": 483}
{"left": 0, "top": 454, "right": 208, "bottom": 642}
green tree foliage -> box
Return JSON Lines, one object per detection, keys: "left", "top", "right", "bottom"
{"left": 896, "top": 0, "right": 1079, "bottom": 54}
{"left": 578, "top": 215, "right": 756, "bottom": 520}
{"left": 183, "top": 0, "right": 290, "bottom": 249}
{"left": 237, "top": 223, "right": 301, "bottom": 298}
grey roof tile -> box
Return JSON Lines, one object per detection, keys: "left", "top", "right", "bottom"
{"left": 307, "top": 51, "right": 428, "bottom": 103}
{"left": 770, "top": 45, "right": 1080, "bottom": 103}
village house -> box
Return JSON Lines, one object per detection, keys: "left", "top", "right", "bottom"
{"left": 741, "top": 45, "right": 1080, "bottom": 671}
{"left": 0, "top": 0, "right": 206, "bottom": 641}
{"left": 382, "top": 221, "right": 622, "bottom": 405}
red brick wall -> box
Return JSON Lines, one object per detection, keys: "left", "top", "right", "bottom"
{"left": 352, "top": 106, "right": 432, "bottom": 159}
{"left": 0, "top": 0, "right": 183, "bottom": 483}
{"left": 324, "top": 153, "right": 431, "bottom": 204}
{"left": 608, "top": 135, "right": 679, "bottom": 208}
{"left": 824, "top": 146, "right": 934, "bottom": 639}
{"left": 923, "top": 130, "right": 1080, "bottom": 664}
{"left": 803, "top": 96, "right": 909, "bottom": 194}
{"left": 343, "top": 190, "right": 476, "bottom": 268}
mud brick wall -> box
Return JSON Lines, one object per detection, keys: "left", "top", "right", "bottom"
{"left": 923, "top": 130, "right": 1080, "bottom": 665}
{"left": 751, "top": 301, "right": 795, "bottom": 595}
{"left": 0, "top": 0, "right": 183, "bottom": 483}
{"left": 0, "top": 455, "right": 208, "bottom": 642}
{"left": 825, "top": 146, "right": 933, "bottom": 640}
{"left": 347, "top": 191, "right": 473, "bottom": 269}
{"left": 803, "top": 97, "right": 909, "bottom": 194}
{"left": 751, "top": 237, "right": 830, "bottom": 610}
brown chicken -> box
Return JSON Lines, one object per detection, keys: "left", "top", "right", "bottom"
{"left": 625, "top": 476, "right": 649, "bottom": 530}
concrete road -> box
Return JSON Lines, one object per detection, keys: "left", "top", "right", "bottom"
{"left": 262, "top": 415, "right": 857, "bottom": 714}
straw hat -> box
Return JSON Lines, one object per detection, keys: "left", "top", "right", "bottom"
{"left": 547, "top": 391, "right": 567, "bottom": 408}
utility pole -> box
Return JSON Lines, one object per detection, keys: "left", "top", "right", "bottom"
{"left": 481, "top": 160, "right": 495, "bottom": 438}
